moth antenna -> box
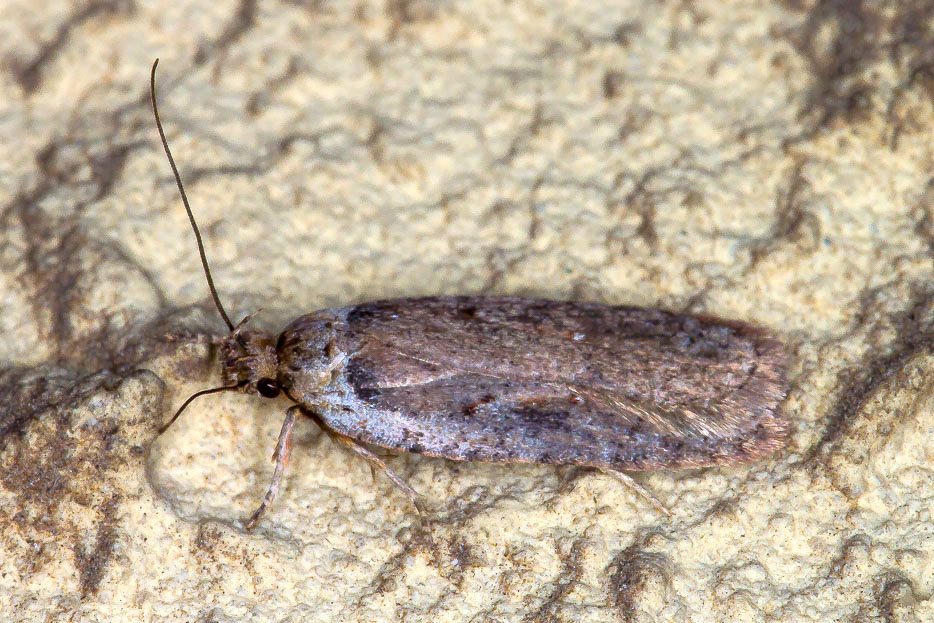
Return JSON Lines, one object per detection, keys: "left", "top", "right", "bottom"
{"left": 150, "top": 58, "right": 236, "bottom": 333}
{"left": 160, "top": 384, "right": 242, "bottom": 434}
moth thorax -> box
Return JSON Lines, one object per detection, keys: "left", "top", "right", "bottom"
{"left": 219, "top": 330, "right": 280, "bottom": 395}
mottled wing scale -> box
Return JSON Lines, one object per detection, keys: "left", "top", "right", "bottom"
{"left": 283, "top": 296, "right": 788, "bottom": 472}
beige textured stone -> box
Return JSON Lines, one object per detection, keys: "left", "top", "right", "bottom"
{"left": 2, "top": 1, "right": 933, "bottom": 621}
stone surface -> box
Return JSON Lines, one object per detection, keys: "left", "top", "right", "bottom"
{"left": 1, "top": 1, "right": 933, "bottom": 621}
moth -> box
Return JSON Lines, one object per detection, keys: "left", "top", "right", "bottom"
{"left": 150, "top": 60, "right": 789, "bottom": 529}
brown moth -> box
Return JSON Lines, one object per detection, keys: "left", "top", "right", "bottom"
{"left": 150, "top": 60, "right": 789, "bottom": 529}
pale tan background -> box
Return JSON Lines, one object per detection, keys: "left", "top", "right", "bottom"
{"left": 1, "top": 1, "right": 933, "bottom": 621}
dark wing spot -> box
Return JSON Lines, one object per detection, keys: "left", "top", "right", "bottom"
{"left": 346, "top": 306, "right": 378, "bottom": 323}
{"left": 461, "top": 393, "right": 498, "bottom": 417}
{"left": 346, "top": 357, "right": 380, "bottom": 402}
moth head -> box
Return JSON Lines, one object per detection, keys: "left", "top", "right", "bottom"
{"left": 151, "top": 59, "right": 285, "bottom": 433}
{"left": 219, "top": 329, "right": 281, "bottom": 399}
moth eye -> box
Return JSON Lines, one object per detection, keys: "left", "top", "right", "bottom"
{"left": 257, "top": 378, "right": 280, "bottom": 398}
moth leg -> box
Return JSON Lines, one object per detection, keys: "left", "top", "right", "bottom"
{"left": 324, "top": 429, "right": 428, "bottom": 515}
{"left": 601, "top": 468, "right": 672, "bottom": 517}
{"left": 245, "top": 406, "right": 299, "bottom": 531}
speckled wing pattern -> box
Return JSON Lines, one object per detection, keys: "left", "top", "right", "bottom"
{"left": 315, "top": 296, "right": 789, "bottom": 471}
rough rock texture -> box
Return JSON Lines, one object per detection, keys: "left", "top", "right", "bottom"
{"left": 2, "top": 1, "right": 933, "bottom": 621}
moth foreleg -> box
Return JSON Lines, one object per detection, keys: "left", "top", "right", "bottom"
{"left": 600, "top": 468, "right": 671, "bottom": 517}
{"left": 245, "top": 405, "right": 299, "bottom": 530}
